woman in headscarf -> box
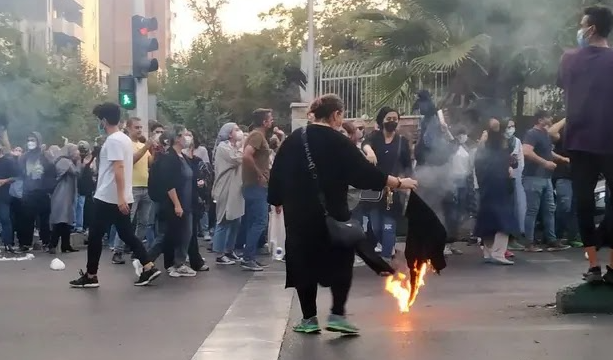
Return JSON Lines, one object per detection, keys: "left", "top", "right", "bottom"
{"left": 48, "top": 143, "right": 81, "bottom": 254}
{"left": 211, "top": 122, "right": 245, "bottom": 265}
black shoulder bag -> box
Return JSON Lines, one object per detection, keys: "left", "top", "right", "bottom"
{"left": 359, "top": 135, "right": 403, "bottom": 202}
{"left": 301, "top": 127, "right": 366, "bottom": 248}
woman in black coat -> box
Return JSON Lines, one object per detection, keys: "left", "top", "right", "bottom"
{"left": 268, "top": 94, "right": 418, "bottom": 335}
{"left": 473, "top": 118, "right": 519, "bottom": 265}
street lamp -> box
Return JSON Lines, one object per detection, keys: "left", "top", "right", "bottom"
{"left": 306, "top": 0, "right": 315, "bottom": 102}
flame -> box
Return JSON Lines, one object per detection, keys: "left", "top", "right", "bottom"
{"left": 385, "top": 261, "right": 430, "bottom": 313}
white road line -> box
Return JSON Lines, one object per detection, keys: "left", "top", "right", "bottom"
{"left": 191, "top": 272, "right": 293, "bottom": 360}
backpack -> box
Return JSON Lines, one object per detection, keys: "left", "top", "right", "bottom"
{"left": 148, "top": 152, "right": 166, "bottom": 202}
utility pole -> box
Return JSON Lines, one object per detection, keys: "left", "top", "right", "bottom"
{"left": 133, "top": 0, "right": 149, "bottom": 137}
{"left": 306, "top": 0, "right": 315, "bottom": 103}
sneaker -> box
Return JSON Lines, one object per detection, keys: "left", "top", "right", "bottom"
{"left": 546, "top": 241, "right": 571, "bottom": 252}
{"left": 491, "top": 256, "right": 514, "bottom": 265}
{"left": 569, "top": 240, "right": 584, "bottom": 248}
{"left": 19, "top": 245, "right": 31, "bottom": 252}
{"left": 132, "top": 259, "right": 143, "bottom": 276}
{"left": 69, "top": 270, "right": 100, "bottom": 288}
{"left": 241, "top": 260, "right": 263, "bottom": 271}
{"left": 112, "top": 252, "right": 125, "bottom": 264}
{"left": 135, "top": 266, "right": 163, "bottom": 286}
{"left": 258, "top": 247, "right": 271, "bottom": 256}
{"left": 293, "top": 316, "right": 321, "bottom": 334}
{"left": 4, "top": 245, "right": 21, "bottom": 254}
{"left": 374, "top": 244, "right": 382, "bottom": 253}
{"left": 196, "top": 263, "right": 210, "bottom": 272}
{"left": 225, "top": 252, "right": 241, "bottom": 262}
{"left": 216, "top": 255, "right": 236, "bottom": 265}
{"left": 583, "top": 266, "right": 603, "bottom": 284}
{"left": 524, "top": 244, "right": 544, "bottom": 252}
{"left": 505, "top": 250, "right": 515, "bottom": 258}
{"left": 507, "top": 240, "right": 525, "bottom": 251}
{"left": 353, "top": 257, "right": 366, "bottom": 267}
{"left": 168, "top": 265, "right": 197, "bottom": 278}
{"left": 326, "top": 314, "right": 359, "bottom": 335}
{"left": 204, "top": 233, "right": 212, "bottom": 241}
{"left": 444, "top": 245, "right": 453, "bottom": 256}
{"left": 255, "top": 260, "right": 269, "bottom": 268}
{"left": 603, "top": 266, "right": 613, "bottom": 285}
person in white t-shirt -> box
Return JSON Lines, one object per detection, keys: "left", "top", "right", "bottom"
{"left": 70, "top": 102, "right": 162, "bottom": 288}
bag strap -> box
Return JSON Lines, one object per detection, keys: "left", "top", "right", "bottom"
{"left": 391, "top": 135, "right": 404, "bottom": 177}
{"left": 300, "top": 126, "right": 329, "bottom": 216}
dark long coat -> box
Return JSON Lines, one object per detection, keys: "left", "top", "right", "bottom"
{"left": 268, "top": 125, "right": 388, "bottom": 288}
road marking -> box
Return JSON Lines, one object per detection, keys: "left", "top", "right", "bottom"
{"left": 191, "top": 272, "right": 293, "bottom": 360}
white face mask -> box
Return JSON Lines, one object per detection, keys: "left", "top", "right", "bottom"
{"left": 27, "top": 141, "right": 37, "bottom": 150}
{"left": 235, "top": 130, "right": 244, "bottom": 142}
{"left": 458, "top": 134, "right": 468, "bottom": 144}
{"left": 183, "top": 136, "right": 193, "bottom": 148}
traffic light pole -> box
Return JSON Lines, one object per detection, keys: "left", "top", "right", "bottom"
{"left": 133, "top": 0, "right": 149, "bottom": 138}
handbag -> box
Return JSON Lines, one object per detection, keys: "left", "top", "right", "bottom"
{"left": 301, "top": 127, "right": 366, "bottom": 248}
{"left": 359, "top": 134, "right": 403, "bottom": 202}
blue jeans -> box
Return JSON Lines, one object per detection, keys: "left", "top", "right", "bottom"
{"left": 212, "top": 218, "right": 241, "bottom": 254}
{"left": 523, "top": 176, "right": 556, "bottom": 244}
{"left": 0, "top": 202, "right": 13, "bottom": 246}
{"left": 241, "top": 185, "right": 269, "bottom": 261}
{"left": 555, "top": 178, "right": 578, "bottom": 241}
{"left": 74, "top": 195, "right": 85, "bottom": 230}
{"left": 368, "top": 207, "right": 397, "bottom": 258}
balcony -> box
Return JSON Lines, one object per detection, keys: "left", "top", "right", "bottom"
{"left": 52, "top": 17, "right": 84, "bottom": 43}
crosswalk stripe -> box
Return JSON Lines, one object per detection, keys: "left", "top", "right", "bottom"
{"left": 191, "top": 272, "right": 293, "bottom": 360}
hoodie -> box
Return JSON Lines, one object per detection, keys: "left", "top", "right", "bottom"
{"left": 20, "top": 132, "right": 55, "bottom": 194}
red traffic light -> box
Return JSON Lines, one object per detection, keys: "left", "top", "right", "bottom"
{"left": 139, "top": 28, "right": 148, "bottom": 36}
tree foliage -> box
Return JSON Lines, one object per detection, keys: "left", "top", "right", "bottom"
{"left": 0, "top": 12, "right": 107, "bottom": 146}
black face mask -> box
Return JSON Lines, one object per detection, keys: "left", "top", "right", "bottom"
{"left": 383, "top": 121, "right": 398, "bottom": 133}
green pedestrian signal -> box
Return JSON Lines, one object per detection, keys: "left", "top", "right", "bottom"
{"left": 119, "top": 92, "right": 136, "bottom": 110}
{"left": 118, "top": 75, "right": 137, "bottom": 110}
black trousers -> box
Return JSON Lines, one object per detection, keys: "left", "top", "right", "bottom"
{"left": 21, "top": 190, "right": 51, "bottom": 246}
{"left": 10, "top": 197, "right": 27, "bottom": 246}
{"left": 49, "top": 222, "right": 72, "bottom": 250}
{"left": 86, "top": 199, "right": 150, "bottom": 275}
{"left": 296, "top": 277, "right": 353, "bottom": 319}
{"left": 569, "top": 151, "right": 613, "bottom": 248}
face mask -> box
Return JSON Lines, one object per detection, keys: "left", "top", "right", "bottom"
{"left": 383, "top": 121, "right": 398, "bottom": 133}
{"left": 577, "top": 28, "right": 589, "bottom": 48}
{"left": 504, "top": 127, "right": 516, "bottom": 139}
{"left": 27, "top": 141, "right": 37, "bottom": 150}
{"left": 98, "top": 121, "right": 106, "bottom": 136}
{"left": 458, "top": 134, "right": 468, "bottom": 144}
{"left": 153, "top": 133, "right": 161, "bottom": 142}
{"left": 182, "top": 135, "right": 193, "bottom": 148}
{"left": 235, "top": 130, "right": 244, "bottom": 142}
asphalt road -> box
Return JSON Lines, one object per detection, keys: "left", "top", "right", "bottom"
{"left": 0, "top": 245, "right": 256, "bottom": 360}
{"left": 279, "top": 245, "right": 613, "bottom": 360}
{"left": 2, "top": 242, "right": 613, "bottom": 360}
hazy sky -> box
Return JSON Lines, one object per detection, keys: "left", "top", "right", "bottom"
{"left": 176, "top": 0, "right": 305, "bottom": 51}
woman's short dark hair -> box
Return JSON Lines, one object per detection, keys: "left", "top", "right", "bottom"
{"left": 375, "top": 106, "right": 399, "bottom": 127}
{"left": 309, "top": 94, "right": 344, "bottom": 122}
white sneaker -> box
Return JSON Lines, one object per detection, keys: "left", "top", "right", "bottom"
{"left": 444, "top": 245, "right": 453, "bottom": 256}
{"left": 353, "top": 256, "right": 365, "bottom": 267}
{"left": 132, "top": 259, "right": 143, "bottom": 276}
{"left": 374, "top": 244, "right": 383, "bottom": 253}
{"left": 169, "top": 265, "right": 197, "bottom": 278}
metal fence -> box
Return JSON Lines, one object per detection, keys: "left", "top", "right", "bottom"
{"left": 315, "top": 61, "right": 450, "bottom": 120}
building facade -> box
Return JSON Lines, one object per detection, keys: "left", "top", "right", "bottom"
{"left": 1, "top": 0, "right": 100, "bottom": 72}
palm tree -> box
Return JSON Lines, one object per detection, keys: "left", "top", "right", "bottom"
{"left": 358, "top": 0, "right": 579, "bottom": 114}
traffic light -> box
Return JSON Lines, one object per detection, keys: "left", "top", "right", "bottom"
{"left": 131, "top": 15, "right": 159, "bottom": 78}
{"left": 118, "top": 75, "right": 136, "bottom": 110}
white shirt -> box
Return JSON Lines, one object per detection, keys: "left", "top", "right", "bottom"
{"left": 94, "top": 131, "right": 135, "bottom": 204}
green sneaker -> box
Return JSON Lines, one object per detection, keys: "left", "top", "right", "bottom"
{"left": 292, "top": 316, "right": 321, "bottom": 334}
{"left": 569, "top": 240, "right": 584, "bottom": 248}
{"left": 507, "top": 240, "right": 525, "bottom": 251}
{"left": 326, "top": 314, "right": 359, "bottom": 335}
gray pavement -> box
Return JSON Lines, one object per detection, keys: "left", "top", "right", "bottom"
{"left": 2, "top": 242, "right": 613, "bottom": 360}
{"left": 0, "top": 245, "right": 259, "bottom": 360}
{"left": 279, "top": 245, "right": 613, "bottom": 360}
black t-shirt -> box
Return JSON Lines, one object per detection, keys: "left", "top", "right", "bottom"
{"left": 553, "top": 128, "right": 570, "bottom": 180}
{"left": 523, "top": 127, "right": 553, "bottom": 178}
{"left": 0, "top": 156, "right": 17, "bottom": 203}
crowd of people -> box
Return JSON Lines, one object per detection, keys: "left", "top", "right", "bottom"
{"left": 0, "top": 3, "right": 612, "bottom": 336}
